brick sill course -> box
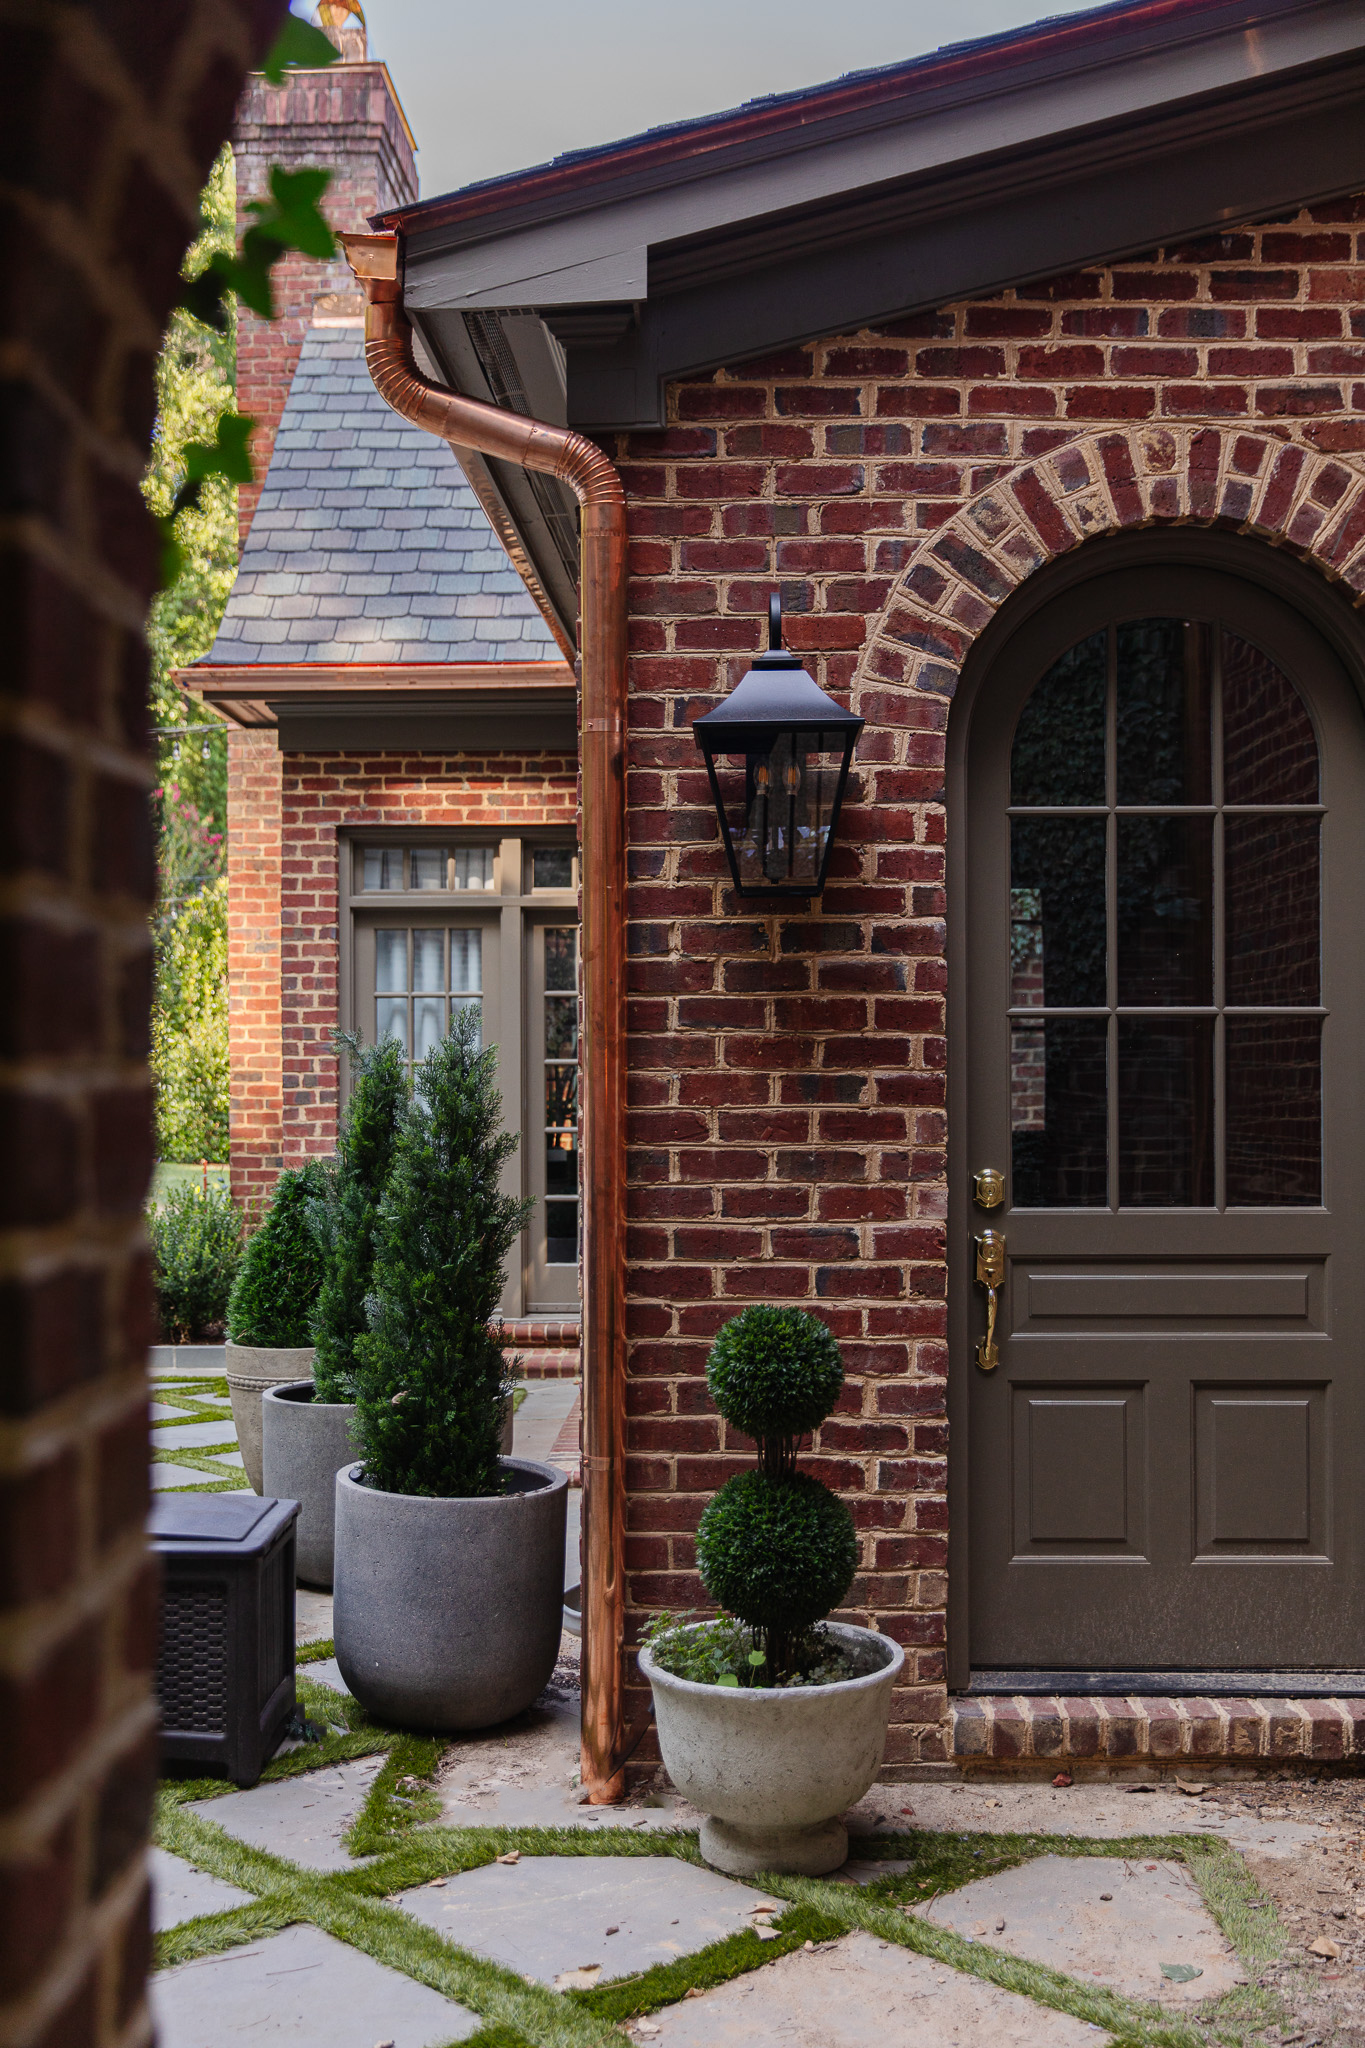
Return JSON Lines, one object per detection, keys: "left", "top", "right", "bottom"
{"left": 950, "top": 1693, "right": 1365, "bottom": 1768}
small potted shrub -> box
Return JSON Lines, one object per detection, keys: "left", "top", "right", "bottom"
{"left": 262, "top": 1036, "right": 407, "bottom": 1587}
{"left": 225, "top": 1160, "right": 329, "bottom": 1491}
{"left": 333, "top": 1010, "right": 566, "bottom": 1730}
{"left": 639, "top": 1306, "right": 903, "bottom": 1876}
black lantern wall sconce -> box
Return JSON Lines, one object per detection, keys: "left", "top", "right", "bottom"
{"left": 692, "top": 593, "right": 864, "bottom": 898}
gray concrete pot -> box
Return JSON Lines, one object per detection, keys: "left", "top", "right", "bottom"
{"left": 224, "top": 1343, "right": 315, "bottom": 1492}
{"left": 261, "top": 1381, "right": 357, "bottom": 1589}
{"left": 639, "top": 1621, "right": 904, "bottom": 1876}
{"left": 333, "top": 1456, "right": 567, "bottom": 1731}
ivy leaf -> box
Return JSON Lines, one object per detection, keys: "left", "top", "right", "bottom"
{"left": 260, "top": 12, "right": 342, "bottom": 82}
{"left": 261, "top": 166, "right": 336, "bottom": 260}
{"left": 716, "top": 1674, "right": 740, "bottom": 1688}
{"left": 172, "top": 411, "right": 256, "bottom": 515}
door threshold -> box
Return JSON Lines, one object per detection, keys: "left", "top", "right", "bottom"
{"left": 966, "top": 1669, "right": 1365, "bottom": 1699}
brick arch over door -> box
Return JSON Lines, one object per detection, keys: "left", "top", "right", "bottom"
{"left": 853, "top": 425, "right": 1365, "bottom": 720}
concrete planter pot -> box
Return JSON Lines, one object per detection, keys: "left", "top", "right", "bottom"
{"left": 224, "top": 1343, "right": 315, "bottom": 1493}
{"left": 261, "top": 1381, "right": 357, "bottom": 1589}
{"left": 333, "top": 1456, "right": 567, "bottom": 1731}
{"left": 639, "top": 1622, "right": 904, "bottom": 1876}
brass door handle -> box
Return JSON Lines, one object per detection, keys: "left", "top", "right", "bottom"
{"left": 975, "top": 1229, "right": 1005, "bottom": 1370}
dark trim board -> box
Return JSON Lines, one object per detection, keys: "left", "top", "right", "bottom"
{"left": 562, "top": 70, "right": 1365, "bottom": 430}
{"left": 967, "top": 1670, "right": 1365, "bottom": 1699}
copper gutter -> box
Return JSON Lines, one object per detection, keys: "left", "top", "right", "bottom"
{"left": 342, "top": 230, "right": 628, "bottom": 1804}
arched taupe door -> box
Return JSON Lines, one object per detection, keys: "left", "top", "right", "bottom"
{"left": 961, "top": 561, "right": 1365, "bottom": 1674}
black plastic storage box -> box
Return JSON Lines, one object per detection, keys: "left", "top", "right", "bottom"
{"left": 150, "top": 1493, "right": 300, "bottom": 1787}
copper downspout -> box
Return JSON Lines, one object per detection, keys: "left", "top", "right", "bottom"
{"left": 342, "top": 231, "right": 629, "bottom": 1804}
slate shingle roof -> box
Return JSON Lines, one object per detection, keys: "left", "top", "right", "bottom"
{"left": 207, "top": 326, "right": 561, "bottom": 666}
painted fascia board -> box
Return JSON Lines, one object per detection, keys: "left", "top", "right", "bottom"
{"left": 400, "top": 0, "right": 1363, "bottom": 312}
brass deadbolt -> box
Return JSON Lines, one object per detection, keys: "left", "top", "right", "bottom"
{"left": 973, "top": 1166, "right": 1005, "bottom": 1209}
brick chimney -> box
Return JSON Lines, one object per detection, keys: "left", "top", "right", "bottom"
{"left": 232, "top": 1, "right": 417, "bottom": 540}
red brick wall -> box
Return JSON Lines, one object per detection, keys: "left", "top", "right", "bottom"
{"left": 227, "top": 727, "right": 284, "bottom": 1205}
{"left": 609, "top": 200, "right": 1365, "bottom": 1771}
{"left": 233, "top": 61, "right": 416, "bottom": 539}
{"left": 276, "top": 751, "right": 577, "bottom": 1166}
{"left": 1, "top": 4, "right": 284, "bottom": 2039}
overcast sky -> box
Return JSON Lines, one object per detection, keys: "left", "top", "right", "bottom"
{"left": 337, "top": 0, "right": 1106, "bottom": 201}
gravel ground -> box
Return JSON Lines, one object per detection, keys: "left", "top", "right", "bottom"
{"left": 1201, "top": 1775, "right": 1365, "bottom": 2044}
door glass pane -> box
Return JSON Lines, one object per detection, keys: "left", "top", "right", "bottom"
{"left": 1010, "top": 819, "right": 1106, "bottom": 1007}
{"left": 1226, "top": 816, "right": 1320, "bottom": 1004}
{"left": 543, "top": 927, "right": 580, "bottom": 1266}
{"left": 1118, "top": 1017, "right": 1214, "bottom": 1206}
{"left": 1011, "top": 1019, "right": 1108, "bottom": 1207}
{"left": 1227, "top": 1016, "right": 1322, "bottom": 1205}
{"left": 1116, "top": 618, "right": 1212, "bottom": 804}
{"left": 450, "top": 930, "right": 482, "bottom": 994}
{"left": 545, "top": 994, "right": 577, "bottom": 1057}
{"left": 1223, "top": 633, "right": 1318, "bottom": 803}
{"left": 1010, "top": 630, "right": 1106, "bottom": 805}
{"left": 413, "top": 996, "right": 446, "bottom": 1059}
{"left": 1116, "top": 815, "right": 1213, "bottom": 1005}
{"left": 412, "top": 930, "right": 444, "bottom": 992}
{"left": 375, "top": 930, "right": 406, "bottom": 991}
{"left": 376, "top": 996, "right": 407, "bottom": 1050}
{"left": 545, "top": 927, "right": 576, "bottom": 991}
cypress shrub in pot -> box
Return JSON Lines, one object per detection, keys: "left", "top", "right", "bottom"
{"left": 262, "top": 1036, "right": 407, "bottom": 1586}
{"left": 225, "top": 1160, "right": 329, "bottom": 1490}
{"left": 639, "top": 1306, "right": 903, "bottom": 1876}
{"left": 333, "top": 1009, "right": 566, "bottom": 1730}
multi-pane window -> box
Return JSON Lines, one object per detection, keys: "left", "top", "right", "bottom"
{"left": 345, "top": 834, "right": 579, "bottom": 1313}
{"left": 1008, "top": 618, "right": 1323, "bottom": 1209}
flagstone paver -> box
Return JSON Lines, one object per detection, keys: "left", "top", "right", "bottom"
{"left": 188, "top": 1757, "right": 386, "bottom": 1869}
{"left": 398, "top": 1853, "right": 774, "bottom": 1985}
{"left": 923, "top": 1854, "right": 1244, "bottom": 2003}
{"left": 151, "top": 1464, "right": 220, "bottom": 1490}
{"left": 151, "top": 1848, "right": 252, "bottom": 1931}
{"left": 153, "top": 1420, "right": 245, "bottom": 1450}
{"left": 640, "top": 1928, "right": 1115, "bottom": 2047}
{"left": 151, "top": 1922, "right": 480, "bottom": 2047}
{"left": 854, "top": 1779, "right": 1327, "bottom": 1854}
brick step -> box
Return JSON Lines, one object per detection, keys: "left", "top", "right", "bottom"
{"left": 953, "top": 1693, "right": 1365, "bottom": 1765}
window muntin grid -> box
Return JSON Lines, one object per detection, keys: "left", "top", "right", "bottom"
{"left": 1008, "top": 618, "right": 1323, "bottom": 1210}
{"left": 375, "top": 927, "right": 483, "bottom": 1064}
{"left": 362, "top": 844, "right": 496, "bottom": 893}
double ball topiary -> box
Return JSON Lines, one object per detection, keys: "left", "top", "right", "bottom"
{"left": 694, "top": 1305, "right": 857, "bottom": 1682}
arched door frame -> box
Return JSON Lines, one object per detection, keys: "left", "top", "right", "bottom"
{"left": 943, "top": 526, "right": 1365, "bottom": 1689}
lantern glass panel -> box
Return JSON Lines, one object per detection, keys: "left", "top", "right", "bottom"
{"left": 723, "top": 729, "right": 848, "bottom": 890}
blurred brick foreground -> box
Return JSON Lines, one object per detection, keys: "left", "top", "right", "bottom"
{"left": 0, "top": 7, "right": 284, "bottom": 2043}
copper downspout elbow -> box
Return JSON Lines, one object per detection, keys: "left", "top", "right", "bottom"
{"left": 342, "top": 231, "right": 629, "bottom": 1805}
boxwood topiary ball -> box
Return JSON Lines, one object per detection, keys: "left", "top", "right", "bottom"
{"left": 696, "top": 1470, "right": 857, "bottom": 1633}
{"left": 705, "top": 1305, "right": 844, "bottom": 1440}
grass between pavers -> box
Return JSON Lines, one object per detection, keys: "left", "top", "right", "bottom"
{"left": 156, "top": 1660, "right": 1293, "bottom": 2048}
{"left": 154, "top": 1744, "right": 1296, "bottom": 2048}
